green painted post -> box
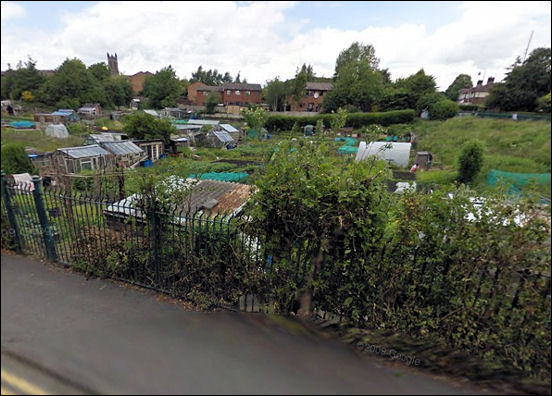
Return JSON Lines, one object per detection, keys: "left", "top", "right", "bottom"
{"left": 32, "top": 175, "right": 57, "bottom": 262}
{"left": 1, "top": 171, "right": 22, "bottom": 253}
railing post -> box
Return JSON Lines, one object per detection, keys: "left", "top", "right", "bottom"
{"left": 1, "top": 171, "right": 22, "bottom": 253}
{"left": 32, "top": 175, "right": 57, "bottom": 262}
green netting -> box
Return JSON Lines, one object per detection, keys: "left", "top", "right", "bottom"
{"left": 172, "top": 120, "right": 188, "bottom": 124}
{"left": 487, "top": 169, "right": 551, "bottom": 189}
{"left": 338, "top": 145, "right": 358, "bottom": 155}
{"left": 335, "top": 137, "right": 358, "bottom": 146}
{"left": 189, "top": 172, "right": 250, "bottom": 182}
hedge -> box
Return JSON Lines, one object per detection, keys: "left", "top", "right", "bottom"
{"left": 265, "top": 110, "right": 416, "bottom": 132}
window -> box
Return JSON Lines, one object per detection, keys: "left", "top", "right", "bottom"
{"left": 203, "top": 91, "right": 208, "bottom": 96}
{"left": 236, "top": 90, "right": 241, "bottom": 96}
{"left": 246, "top": 91, "right": 251, "bottom": 96}
{"left": 227, "top": 90, "right": 232, "bottom": 95}
{"left": 307, "top": 103, "right": 314, "bottom": 111}
{"left": 80, "top": 160, "right": 92, "bottom": 171}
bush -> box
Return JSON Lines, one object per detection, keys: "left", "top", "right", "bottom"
{"left": 265, "top": 110, "right": 416, "bottom": 132}
{"left": 67, "top": 122, "right": 91, "bottom": 136}
{"left": 429, "top": 99, "right": 459, "bottom": 120}
{"left": 1, "top": 143, "right": 36, "bottom": 175}
{"left": 457, "top": 140, "right": 484, "bottom": 184}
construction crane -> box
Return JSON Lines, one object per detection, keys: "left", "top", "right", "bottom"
{"left": 523, "top": 30, "right": 534, "bottom": 63}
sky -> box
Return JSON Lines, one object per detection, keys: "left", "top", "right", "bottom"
{"left": 1, "top": 1, "right": 551, "bottom": 90}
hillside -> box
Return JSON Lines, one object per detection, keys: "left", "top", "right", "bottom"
{"left": 414, "top": 117, "right": 551, "bottom": 197}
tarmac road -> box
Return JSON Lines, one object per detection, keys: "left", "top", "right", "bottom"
{"left": 1, "top": 254, "right": 485, "bottom": 395}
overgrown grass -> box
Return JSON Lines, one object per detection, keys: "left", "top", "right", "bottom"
{"left": 1, "top": 127, "right": 85, "bottom": 152}
{"left": 414, "top": 117, "right": 551, "bottom": 196}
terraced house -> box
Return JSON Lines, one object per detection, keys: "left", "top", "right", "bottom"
{"left": 289, "top": 82, "right": 333, "bottom": 112}
{"left": 194, "top": 83, "right": 262, "bottom": 107}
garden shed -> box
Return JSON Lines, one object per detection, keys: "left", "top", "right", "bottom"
{"left": 355, "top": 141, "right": 411, "bottom": 168}
{"left": 100, "top": 141, "right": 145, "bottom": 168}
{"left": 45, "top": 124, "right": 69, "bottom": 138}
{"left": 54, "top": 145, "right": 113, "bottom": 174}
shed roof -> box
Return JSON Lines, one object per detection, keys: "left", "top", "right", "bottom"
{"left": 101, "top": 141, "right": 144, "bottom": 156}
{"left": 58, "top": 144, "right": 110, "bottom": 159}
{"left": 220, "top": 124, "right": 239, "bottom": 133}
{"left": 187, "top": 119, "right": 220, "bottom": 126}
{"left": 212, "top": 130, "right": 234, "bottom": 143}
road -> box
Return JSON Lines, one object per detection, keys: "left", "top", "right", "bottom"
{"left": 1, "top": 254, "right": 485, "bottom": 394}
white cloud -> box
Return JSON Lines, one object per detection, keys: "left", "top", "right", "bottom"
{"left": 1, "top": 1, "right": 550, "bottom": 90}
{"left": 1, "top": 1, "right": 26, "bottom": 20}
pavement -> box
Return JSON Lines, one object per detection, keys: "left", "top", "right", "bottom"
{"left": 1, "top": 253, "right": 487, "bottom": 395}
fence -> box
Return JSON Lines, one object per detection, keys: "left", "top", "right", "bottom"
{"left": 1, "top": 171, "right": 550, "bottom": 379}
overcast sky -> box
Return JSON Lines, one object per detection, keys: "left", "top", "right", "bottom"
{"left": 1, "top": 1, "right": 551, "bottom": 89}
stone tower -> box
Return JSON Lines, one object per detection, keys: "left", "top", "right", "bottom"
{"left": 107, "top": 52, "right": 119, "bottom": 76}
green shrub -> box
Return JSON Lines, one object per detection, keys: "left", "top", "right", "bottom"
{"left": 457, "top": 139, "right": 484, "bottom": 183}
{"left": 265, "top": 110, "right": 415, "bottom": 132}
{"left": 429, "top": 99, "right": 460, "bottom": 120}
{"left": 1, "top": 143, "right": 36, "bottom": 175}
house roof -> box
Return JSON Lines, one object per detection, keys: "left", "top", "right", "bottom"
{"left": 101, "top": 141, "right": 144, "bottom": 156}
{"left": 306, "top": 82, "right": 333, "bottom": 91}
{"left": 196, "top": 86, "right": 223, "bottom": 92}
{"left": 58, "top": 144, "right": 110, "bottom": 159}
{"left": 222, "top": 83, "right": 262, "bottom": 91}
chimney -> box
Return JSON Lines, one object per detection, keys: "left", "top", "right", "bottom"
{"left": 486, "top": 77, "right": 495, "bottom": 85}
{"left": 476, "top": 80, "right": 483, "bottom": 87}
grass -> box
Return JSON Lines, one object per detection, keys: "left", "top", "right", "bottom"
{"left": 1, "top": 127, "right": 85, "bottom": 152}
{"left": 413, "top": 117, "right": 551, "bottom": 197}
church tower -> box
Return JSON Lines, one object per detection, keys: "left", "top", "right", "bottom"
{"left": 107, "top": 52, "right": 119, "bottom": 76}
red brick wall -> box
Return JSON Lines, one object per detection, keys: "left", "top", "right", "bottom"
{"left": 290, "top": 90, "right": 327, "bottom": 112}
{"left": 222, "top": 89, "right": 262, "bottom": 106}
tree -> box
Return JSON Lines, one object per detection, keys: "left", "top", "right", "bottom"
{"left": 40, "top": 58, "right": 106, "bottom": 108}
{"left": 1, "top": 57, "right": 45, "bottom": 100}
{"left": 1, "top": 144, "right": 36, "bottom": 175}
{"left": 323, "top": 61, "right": 384, "bottom": 113}
{"left": 315, "top": 119, "right": 325, "bottom": 135}
{"left": 334, "top": 42, "right": 379, "bottom": 78}
{"left": 330, "top": 107, "right": 348, "bottom": 133}
{"left": 205, "top": 92, "right": 222, "bottom": 114}
{"left": 445, "top": 74, "right": 473, "bottom": 101}
{"left": 190, "top": 66, "right": 235, "bottom": 85}
{"left": 457, "top": 140, "right": 484, "bottom": 184}
{"left": 394, "top": 69, "right": 437, "bottom": 104}
{"left": 142, "top": 66, "right": 181, "bottom": 109}
{"left": 242, "top": 107, "right": 269, "bottom": 136}
{"left": 105, "top": 76, "right": 134, "bottom": 108}
{"left": 416, "top": 92, "right": 447, "bottom": 115}
{"left": 263, "top": 77, "right": 290, "bottom": 111}
{"left": 536, "top": 92, "right": 551, "bottom": 113}
{"left": 485, "top": 48, "right": 551, "bottom": 111}
{"left": 123, "top": 111, "right": 177, "bottom": 144}
{"left": 428, "top": 99, "right": 459, "bottom": 120}
{"left": 88, "top": 62, "right": 112, "bottom": 82}
{"left": 290, "top": 64, "right": 315, "bottom": 107}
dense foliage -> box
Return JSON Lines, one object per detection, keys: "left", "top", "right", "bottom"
{"left": 457, "top": 140, "right": 485, "bottom": 184}
{"left": 142, "top": 66, "right": 182, "bottom": 109}
{"left": 122, "top": 111, "right": 177, "bottom": 143}
{"left": 445, "top": 73, "right": 473, "bottom": 101}
{"left": 485, "top": 48, "right": 551, "bottom": 111}
{"left": 265, "top": 110, "right": 415, "bottom": 131}
{"left": 1, "top": 143, "right": 36, "bottom": 175}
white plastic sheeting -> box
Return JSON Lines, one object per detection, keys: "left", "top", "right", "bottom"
{"left": 355, "top": 141, "right": 411, "bottom": 168}
{"left": 45, "top": 124, "right": 69, "bottom": 138}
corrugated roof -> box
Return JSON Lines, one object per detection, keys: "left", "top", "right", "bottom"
{"left": 212, "top": 130, "right": 234, "bottom": 143}
{"left": 101, "top": 141, "right": 144, "bottom": 156}
{"left": 220, "top": 124, "right": 239, "bottom": 133}
{"left": 143, "top": 109, "right": 159, "bottom": 117}
{"left": 88, "top": 134, "right": 116, "bottom": 143}
{"left": 105, "top": 177, "right": 252, "bottom": 218}
{"left": 222, "top": 83, "right": 262, "bottom": 91}
{"left": 306, "top": 82, "right": 333, "bottom": 91}
{"left": 58, "top": 144, "right": 110, "bottom": 159}
{"left": 187, "top": 119, "right": 220, "bottom": 125}
{"left": 175, "top": 124, "right": 202, "bottom": 130}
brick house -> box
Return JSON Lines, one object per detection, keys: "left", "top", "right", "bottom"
{"left": 187, "top": 82, "right": 209, "bottom": 103}
{"left": 194, "top": 83, "right": 262, "bottom": 107}
{"left": 289, "top": 82, "right": 333, "bottom": 112}
{"left": 457, "top": 77, "right": 495, "bottom": 105}
{"left": 128, "top": 71, "right": 153, "bottom": 94}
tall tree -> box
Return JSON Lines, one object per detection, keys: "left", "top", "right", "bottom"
{"left": 263, "top": 77, "right": 290, "bottom": 111}
{"left": 334, "top": 42, "right": 379, "bottom": 78}
{"left": 394, "top": 69, "right": 437, "bottom": 103}
{"left": 486, "top": 47, "right": 551, "bottom": 111}
{"left": 190, "top": 66, "right": 236, "bottom": 85}
{"left": 1, "top": 57, "right": 45, "bottom": 100}
{"left": 142, "top": 65, "right": 181, "bottom": 109}
{"left": 445, "top": 74, "right": 473, "bottom": 101}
